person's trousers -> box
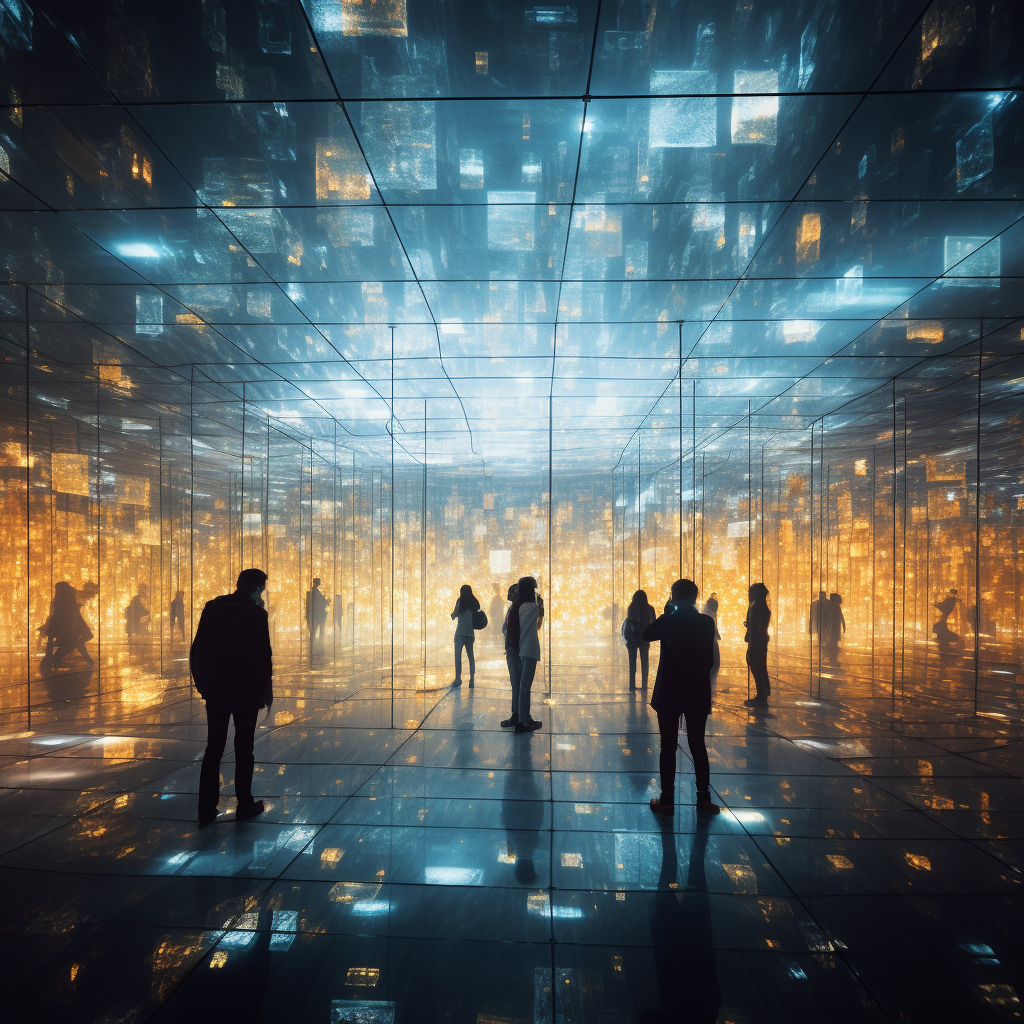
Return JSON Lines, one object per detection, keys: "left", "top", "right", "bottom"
{"left": 505, "top": 648, "right": 522, "bottom": 714}
{"left": 746, "top": 643, "right": 771, "bottom": 699}
{"left": 517, "top": 656, "right": 538, "bottom": 722}
{"left": 198, "top": 701, "right": 260, "bottom": 817}
{"left": 454, "top": 635, "right": 475, "bottom": 682}
{"left": 627, "top": 643, "right": 650, "bottom": 688}
{"left": 656, "top": 709, "right": 710, "bottom": 804}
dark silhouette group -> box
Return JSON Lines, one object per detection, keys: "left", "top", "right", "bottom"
{"left": 809, "top": 590, "right": 846, "bottom": 661}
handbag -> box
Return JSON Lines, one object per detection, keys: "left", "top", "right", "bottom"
{"left": 472, "top": 609, "right": 488, "bottom": 630}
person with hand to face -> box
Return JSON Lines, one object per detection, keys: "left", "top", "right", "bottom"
{"left": 643, "top": 579, "right": 720, "bottom": 817}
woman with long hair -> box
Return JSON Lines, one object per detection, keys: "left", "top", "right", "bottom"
{"left": 622, "top": 589, "right": 656, "bottom": 691}
{"left": 506, "top": 576, "right": 543, "bottom": 732}
{"left": 743, "top": 583, "right": 771, "bottom": 708}
{"left": 450, "top": 583, "right": 480, "bottom": 688}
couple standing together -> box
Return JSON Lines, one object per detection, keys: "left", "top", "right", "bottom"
{"left": 449, "top": 576, "right": 544, "bottom": 734}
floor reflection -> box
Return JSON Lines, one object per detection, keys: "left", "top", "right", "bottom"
{"left": 0, "top": 652, "right": 1021, "bottom": 1022}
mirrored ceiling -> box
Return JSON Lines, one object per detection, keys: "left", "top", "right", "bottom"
{"left": 1, "top": 0, "right": 1021, "bottom": 467}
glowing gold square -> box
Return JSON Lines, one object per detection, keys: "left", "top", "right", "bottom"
{"left": 345, "top": 966, "right": 380, "bottom": 987}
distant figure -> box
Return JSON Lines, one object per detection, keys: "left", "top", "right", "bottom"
{"left": 170, "top": 589, "right": 185, "bottom": 639}
{"left": 489, "top": 584, "right": 505, "bottom": 642}
{"left": 501, "top": 582, "right": 521, "bottom": 728}
{"left": 808, "top": 590, "right": 827, "bottom": 637}
{"left": 933, "top": 588, "right": 960, "bottom": 648}
{"left": 450, "top": 583, "right": 479, "bottom": 688}
{"left": 39, "top": 581, "right": 93, "bottom": 674}
{"left": 124, "top": 584, "right": 150, "bottom": 636}
{"left": 190, "top": 568, "right": 273, "bottom": 829}
{"left": 506, "top": 576, "right": 543, "bottom": 732}
{"left": 701, "top": 592, "right": 721, "bottom": 682}
{"left": 333, "top": 593, "right": 344, "bottom": 635}
{"left": 622, "top": 590, "right": 656, "bottom": 691}
{"left": 744, "top": 583, "right": 772, "bottom": 708}
{"left": 642, "top": 578, "right": 719, "bottom": 816}
{"left": 824, "top": 592, "right": 846, "bottom": 658}
{"left": 305, "top": 577, "right": 329, "bottom": 653}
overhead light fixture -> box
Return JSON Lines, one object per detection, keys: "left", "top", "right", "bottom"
{"left": 117, "top": 242, "right": 164, "bottom": 259}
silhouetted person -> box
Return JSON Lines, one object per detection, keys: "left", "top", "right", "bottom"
{"left": 305, "top": 577, "right": 329, "bottom": 655}
{"left": 701, "top": 592, "right": 721, "bottom": 684}
{"left": 622, "top": 589, "right": 656, "bottom": 691}
{"left": 333, "top": 593, "right": 344, "bottom": 635}
{"left": 39, "top": 581, "right": 93, "bottom": 674}
{"left": 489, "top": 584, "right": 504, "bottom": 642}
{"left": 507, "top": 576, "right": 543, "bottom": 732}
{"left": 643, "top": 578, "right": 719, "bottom": 816}
{"left": 641, "top": 815, "right": 721, "bottom": 1023}
{"left": 933, "top": 587, "right": 960, "bottom": 648}
{"left": 124, "top": 584, "right": 150, "bottom": 636}
{"left": 190, "top": 568, "right": 273, "bottom": 829}
{"left": 808, "top": 589, "right": 826, "bottom": 637}
{"left": 824, "top": 592, "right": 845, "bottom": 658}
{"left": 744, "top": 583, "right": 772, "bottom": 708}
{"left": 170, "top": 589, "right": 185, "bottom": 639}
{"left": 450, "top": 583, "right": 480, "bottom": 688}
{"left": 501, "top": 582, "right": 522, "bottom": 728}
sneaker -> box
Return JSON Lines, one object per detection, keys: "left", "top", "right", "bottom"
{"left": 500, "top": 715, "right": 519, "bottom": 728}
{"left": 514, "top": 720, "right": 542, "bottom": 733}
{"left": 236, "top": 800, "right": 265, "bottom": 821}
{"left": 649, "top": 797, "right": 674, "bottom": 817}
{"left": 696, "top": 794, "right": 721, "bottom": 815}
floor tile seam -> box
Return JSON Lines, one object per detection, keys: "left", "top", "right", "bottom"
{"left": 249, "top": 685, "right": 463, "bottom": 893}
{"left": 705, "top": 777, "right": 889, "bottom": 1007}
{"left": 965, "top": 837, "right": 1024, "bottom": 877}
{"left": 947, "top": 749, "right": 1024, "bottom": 779}
{"left": 136, "top": 877, "right": 281, "bottom": 1024}
{"left": 0, "top": 816, "right": 74, "bottom": 858}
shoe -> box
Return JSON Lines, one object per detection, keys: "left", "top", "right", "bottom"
{"left": 696, "top": 794, "right": 721, "bottom": 815}
{"left": 629, "top": 683, "right": 636, "bottom": 692}
{"left": 649, "top": 797, "right": 674, "bottom": 817}
{"left": 236, "top": 800, "right": 265, "bottom": 821}
{"left": 501, "top": 715, "right": 519, "bottom": 728}
{"left": 743, "top": 697, "right": 768, "bottom": 708}
{"left": 514, "top": 720, "right": 542, "bottom": 733}
{"left": 468, "top": 680, "right": 475, "bottom": 689}
{"left": 197, "top": 810, "right": 218, "bottom": 828}
{"left": 451, "top": 680, "right": 462, "bottom": 688}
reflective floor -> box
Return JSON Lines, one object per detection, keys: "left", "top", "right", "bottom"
{"left": 1, "top": 637, "right": 1022, "bottom": 1023}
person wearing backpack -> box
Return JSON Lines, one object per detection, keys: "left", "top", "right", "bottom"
{"left": 190, "top": 568, "right": 274, "bottom": 828}
{"left": 622, "top": 590, "right": 656, "bottom": 691}
{"left": 450, "top": 584, "right": 480, "bottom": 688}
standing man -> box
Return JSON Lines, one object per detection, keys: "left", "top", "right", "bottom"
{"left": 170, "top": 589, "right": 186, "bottom": 639}
{"left": 305, "top": 577, "right": 329, "bottom": 657}
{"left": 190, "top": 568, "right": 273, "bottom": 828}
{"left": 642, "top": 578, "right": 719, "bottom": 817}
